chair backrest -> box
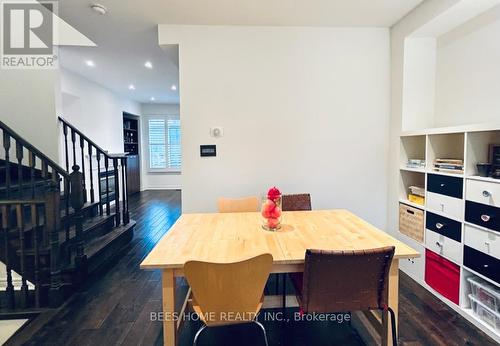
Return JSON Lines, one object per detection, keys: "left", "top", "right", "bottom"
{"left": 282, "top": 193, "right": 312, "bottom": 211}
{"left": 217, "top": 196, "right": 260, "bottom": 213}
{"left": 300, "top": 246, "right": 395, "bottom": 313}
{"left": 184, "top": 254, "right": 273, "bottom": 326}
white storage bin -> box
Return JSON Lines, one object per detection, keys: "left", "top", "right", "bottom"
{"left": 468, "top": 276, "right": 500, "bottom": 313}
{"left": 469, "top": 294, "right": 500, "bottom": 332}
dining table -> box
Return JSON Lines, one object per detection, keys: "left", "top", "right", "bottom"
{"left": 140, "top": 209, "right": 420, "bottom": 346}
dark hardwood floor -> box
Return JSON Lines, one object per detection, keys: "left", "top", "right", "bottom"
{"left": 7, "top": 190, "right": 498, "bottom": 346}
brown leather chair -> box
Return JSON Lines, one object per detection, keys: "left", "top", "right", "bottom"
{"left": 291, "top": 246, "right": 397, "bottom": 345}
{"left": 282, "top": 193, "right": 312, "bottom": 211}
{"left": 276, "top": 193, "right": 312, "bottom": 295}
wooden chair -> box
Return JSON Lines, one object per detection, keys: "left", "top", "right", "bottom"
{"left": 291, "top": 246, "right": 397, "bottom": 346}
{"left": 184, "top": 254, "right": 274, "bottom": 345}
{"left": 217, "top": 196, "right": 260, "bottom": 213}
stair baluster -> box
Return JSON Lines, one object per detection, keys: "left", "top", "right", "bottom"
{"left": 16, "top": 141, "right": 24, "bottom": 199}
{"left": 96, "top": 152, "right": 103, "bottom": 215}
{"left": 79, "top": 137, "right": 87, "bottom": 203}
{"left": 105, "top": 156, "right": 110, "bottom": 216}
{"left": 88, "top": 145, "right": 95, "bottom": 203}
{"left": 1, "top": 204, "right": 15, "bottom": 309}
{"left": 71, "top": 129, "right": 77, "bottom": 169}
{"left": 121, "top": 157, "right": 129, "bottom": 225}
{"left": 41, "top": 161, "right": 48, "bottom": 179}
{"left": 3, "top": 132, "right": 11, "bottom": 199}
{"left": 113, "top": 158, "right": 120, "bottom": 225}
{"left": 31, "top": 203, "right": 41, "bottom": 308}
{"left": 63, "top": 123, "right": 69, "bottom": 172}
{"left": 16, "top": 205, "right": 29, "bottom": 308}
{"left": 29, "top": 152, "right": 36, "bottom": 199}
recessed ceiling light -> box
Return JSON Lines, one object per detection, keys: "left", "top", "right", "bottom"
{"left": 150, "top": 96, "right": 155, "bottom": 101}
{"left": 171, "top": 85, "right": 177, "bottom": 91}
{"left": 129, "top": 84, "right": 135, "bottom": 90}
{"left": 90, "top": 4, "right": 107, "bottom": 15}
{"left": 144, "top": 61, "right": 153, "bottom": 69}
{"left": 85, "top": 60, "right": 95, "bottom": 67}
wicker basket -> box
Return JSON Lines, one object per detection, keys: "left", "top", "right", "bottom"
{"left": 399, "top": 202, "right": 424, "bottom": 243}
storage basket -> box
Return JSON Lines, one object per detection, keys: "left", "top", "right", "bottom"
{"left": 399, "top": 202, "right": 424, "bottom": 243}
{"left": 468, "top": 276, "right": 500, "bottom": 313}
{"left": 469, "top": 294, "right": 500, "bottom": 332}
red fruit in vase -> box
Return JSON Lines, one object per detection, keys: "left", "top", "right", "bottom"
{"left": 261, "top": 200, "right": 275, "bottom": 219}
{"left": 267, "top": 187, "right": 282, "bottom": 201}
{"left": 270, "top": 206, "right": 282, "bottom": 219}
{"left": 267, "top": 218, "right": 280, "bottom": 229}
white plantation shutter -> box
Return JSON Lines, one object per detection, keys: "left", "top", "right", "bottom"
{"left": 148, "top": 117, "right": 181, "bottom": 170}
{"left": 167, "top": 119, "right": 181, "bottom": 169}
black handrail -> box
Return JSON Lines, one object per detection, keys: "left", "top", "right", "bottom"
{"left": 58, "top": 117, "right": 127, "bottom": 160}
{"left": 0, "top": 120, "right": 69, "bottom": 179}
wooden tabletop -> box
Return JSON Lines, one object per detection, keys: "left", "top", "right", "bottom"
{"left": 140, "top": 209, "right": 420, "bottom": 269}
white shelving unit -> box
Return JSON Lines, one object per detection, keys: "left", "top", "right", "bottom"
{"left": 399, "top": 125, "right": 500, "bottom": 343}
{"left": 427, "top": 132, "right": 465, "bottom": 174}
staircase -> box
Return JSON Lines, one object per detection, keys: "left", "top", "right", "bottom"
{"left": 0, "top": 118, "right": 135, "bottom": 316}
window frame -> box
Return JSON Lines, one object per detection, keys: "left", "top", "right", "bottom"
{"left": 144, "top": 115, "right": 181, "bottom": 174}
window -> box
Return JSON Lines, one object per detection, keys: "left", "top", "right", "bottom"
{"left": 147, "top": 117, "right": 181, "bottom": 171}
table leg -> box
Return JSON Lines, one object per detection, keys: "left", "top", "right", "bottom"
{"left": 162, "top": 269, "right": 177, "bottom": 346}
{"left": 387, "top": 259, "right": 399, "bottom": 346}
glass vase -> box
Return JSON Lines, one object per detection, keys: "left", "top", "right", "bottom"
{"left": 261, "top": 195, "right": 282, "bottom": 231}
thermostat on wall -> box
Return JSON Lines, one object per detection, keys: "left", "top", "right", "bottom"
{"left": 200, "top": 145, "right": 216, "bottom": 157}
{"left": 210, "top": 127, "right": 224, "bottom": 138}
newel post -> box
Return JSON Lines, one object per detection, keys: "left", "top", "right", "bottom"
{"left": 70, "top": 165, "right": 87, "bottom": 282}
{"left": 45, "top": 180, "right": 62, "bottom": 307}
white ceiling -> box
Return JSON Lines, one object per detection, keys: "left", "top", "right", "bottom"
{"left": 143, "top": 0, "right": 424, "bottom": 27}
{"left": 58, "top": 0, "right": 423, "bottom": 104}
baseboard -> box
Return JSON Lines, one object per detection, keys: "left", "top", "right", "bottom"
{"left": 140, "top": 186, "right": 181, "bottom": 191}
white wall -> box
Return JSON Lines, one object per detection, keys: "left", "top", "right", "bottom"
{"left": 0, "top": 69, "right": 60, "bottom": 161}
{"left": 159, "top": 25, "right": 390, "bottom": 228}
{"left": 388, "top": 0, "right": 461, "bottom": 239}
{"left": 60, "top": 68, "right": 140, "bottom": 154}
{"left": 434, "top": 6, "right": 500, "bottom": 127}
{"left": 140, "top": 103, "right": 182, "bottom": 190}
{"left": 401, "top": 38, "right": 437, "bottom": 131}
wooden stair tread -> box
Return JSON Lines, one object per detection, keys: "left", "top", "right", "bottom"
{"left": 2, "top": 202, "right": 100, "bottom": 237}
{"left": 10, "top": 213, "right": 116, "bottom": 255}
{"left": 0, "top": 179, "right": 51, "bottom": 191}
{"left": 60, "top": 202, "right": 100, "bottom": 218}
{"left": 84, "top": 221, "right": 136, "bottom": 259}
{"left": 60, "top": 213, "right": 116, "bottom": 246}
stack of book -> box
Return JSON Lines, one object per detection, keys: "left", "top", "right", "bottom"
{"left": 433, "top": 159, "right": 464, "bottom": 174}
{"left": 408, "top": 185, "right": 425, "bottom": 205}
{"left": 406, "top": 159, "right": 425, "bottom": 169}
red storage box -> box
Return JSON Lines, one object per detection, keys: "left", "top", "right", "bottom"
{"left": 425, "top": 249, "right": 460, "bottom": 305}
